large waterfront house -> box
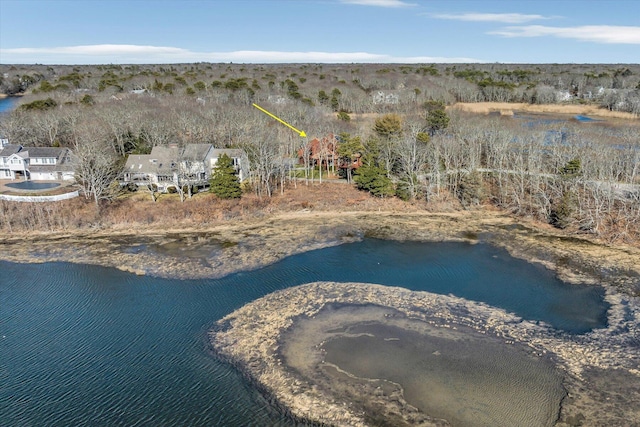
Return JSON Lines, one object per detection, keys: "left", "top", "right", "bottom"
{"left": 297, "top": 134, "right": 361, "bottom": 173}
{"left": 122, "top": 144, "right": 248, "bottom": 192}
{"left": 297, "top": 135, "right": 338, "bottom": 170}
{"left": 0, "top": 143, "right": 75, "bottom": 181}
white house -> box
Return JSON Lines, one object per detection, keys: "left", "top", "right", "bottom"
{"left": 373, "top": 91, "right": 400, "bottom": 105}
{"left": 0, "top": 144, "right": 74, "bottom": 181}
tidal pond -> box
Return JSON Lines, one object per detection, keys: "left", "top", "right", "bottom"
{"left": 0, "top": 239, "right": 611, "bottom": 426}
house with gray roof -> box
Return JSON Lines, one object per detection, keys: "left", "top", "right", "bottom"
{"left": 123, "top": 143, "right": 214, "bottom": 192}
{"left": 0, "top": 144, "right": 74, "bottom": 181}
{"left": 123, "top": 144, "right": 249, "bottom": 192}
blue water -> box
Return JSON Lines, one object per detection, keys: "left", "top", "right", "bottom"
{"left": 0, "top": 239, "right": 609, "bottom": 426}
{"left": 513, "top": 112, "right": 600, "bottom": 126}
{"left": 0, "top": 97, "right": 19, "bottom": 114}
{"left": 5, "top": 181, "right": 61, "bottom": 190}
{"left": 512, "top": 113, "right": 566, "bottom": 128}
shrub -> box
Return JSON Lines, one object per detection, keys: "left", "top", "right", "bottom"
{"left": 337, "top": 111, "right": 351, "bottom": 121}
{"left": 549, "top": 191, "right": 573, "bottom": 229}
{"left": 20, "top": 97, "right": 57, "bottom": 111}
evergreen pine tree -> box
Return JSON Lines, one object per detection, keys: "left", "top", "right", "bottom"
{"left": 353, "top": 159, "right": 395, "bottom": 198}
{"left": 210, "top": 154, "right": 242, "bottom": 199}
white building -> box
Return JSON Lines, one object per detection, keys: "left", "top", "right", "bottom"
{"left": 373, "top": 91, "right": 399, "bottom": 105}
{"left": 0, "top": 144, "right": 75, "bottom": 181}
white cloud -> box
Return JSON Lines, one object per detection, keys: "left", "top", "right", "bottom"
{"left": 432, "top": 13, "right": 552, "bottom": 24}
{"left": 340, "top": 0, "right": 416, "bottom": 8}
{"left": 0, "top": 44, "right": 482, "bottom": 64}
{"left": 3, "top": 44, "right": 188, "bottom": 56}
{"left": 490, "top": 25, "right": 640, "bottom": 44}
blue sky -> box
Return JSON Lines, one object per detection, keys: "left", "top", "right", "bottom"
{"left": 1, "top": 0, "right": 639, "bottom": 64}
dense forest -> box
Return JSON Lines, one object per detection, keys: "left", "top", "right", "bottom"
{"left": 2, "top": 62, "right": 640, "bottom": 113}
{"left": 0, "top": 63, "right": 639, "bottom": 244}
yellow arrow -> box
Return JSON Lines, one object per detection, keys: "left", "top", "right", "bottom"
{"left": 252, "top": 103, "right": 307, "bottom": 138}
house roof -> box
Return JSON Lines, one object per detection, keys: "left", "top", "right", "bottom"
{"left": 124, "top": 144, "right": 215, "bottom": 175}
{"left": 0, "top": 145, "right": 74, "bottom": 175}
{"left": 124, "top": 153, "right": 174, "bottom": 175}
{"left": 26, "top": 147, "right": 67, "bottom": 158}
{"left": 298, "top": 135, "right": 337, "bottom": 160}
{"left": 211, "top": 148, "right": 245, "bottom": 159}
{"left": 182, "top": 144, "right": 212, "bottom": 161}
{"left": 0, "top": 145, "right": 72, "bottom": 164}
{"left": 0, "top": 144, "right": 23, "bottom": 157}
{"left": 149, "top": 146, "right": 180, "bottom": 165}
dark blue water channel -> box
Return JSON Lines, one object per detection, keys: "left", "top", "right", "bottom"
{"left": 0, "top": 239, "right": 608, "bottom": 426}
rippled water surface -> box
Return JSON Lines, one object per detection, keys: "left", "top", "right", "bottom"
{"left": 0, "top": 240, "right": 608, "bottom": 426}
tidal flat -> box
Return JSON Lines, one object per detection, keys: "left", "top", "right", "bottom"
{"left": 284, "top": 304, "right": 565, "bottom": 427}
{"left": 210, "top": 281, "right": 640, "bottom": 426}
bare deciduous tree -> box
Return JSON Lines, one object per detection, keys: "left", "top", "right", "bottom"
{"left": 71, "top": 122, "right": 121, "bottom": 207}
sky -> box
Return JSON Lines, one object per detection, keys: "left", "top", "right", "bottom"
{"left": 0, "top": 0, "right": 639, "bottom": 64}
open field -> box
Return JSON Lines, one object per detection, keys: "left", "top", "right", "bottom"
{"left": 451, "top": 102, "right": 639, "bottom": 119}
